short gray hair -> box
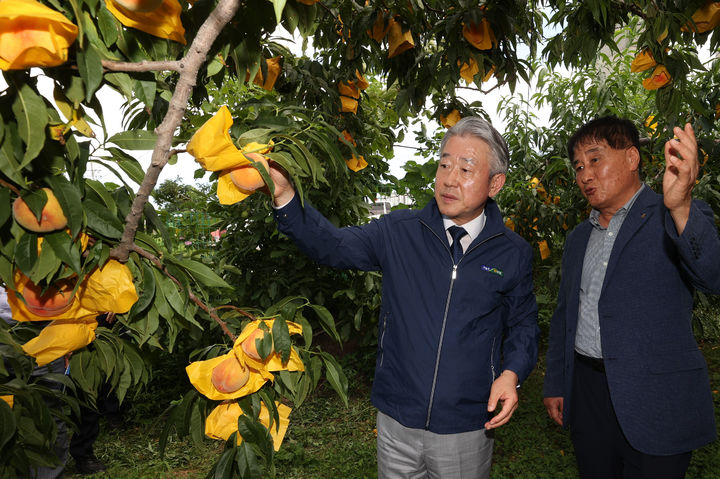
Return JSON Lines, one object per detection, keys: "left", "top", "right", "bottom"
{"left": 439, "top": 116, "right": 509, "bottom": 176}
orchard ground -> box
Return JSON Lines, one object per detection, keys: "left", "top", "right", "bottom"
{"left": 66, "top": 336, "right": 720, "bottom": 478}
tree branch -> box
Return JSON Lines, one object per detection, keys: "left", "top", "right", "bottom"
{"left": 110, "top": 0, "right": 241, "bottom": 263}
{"left": 456, "top": 84, "right": 500, "bottom": 95}
{"left": 0, "top": 178, "right": 21, "bottom": 196}
{"left": 130, "top": 243, "right": 236, "bottom": 341}
{"left": 102, "top": 59, "right": 182, "bottom": 72}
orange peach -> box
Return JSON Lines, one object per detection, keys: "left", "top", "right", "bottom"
{"left": 210, "top": 356, "right": 250, "bottom": 393}
{"left": 12, "top": 188, "right": 68, "bottom": 233}
{"left": 241, "top": 329, "right": 272, "bottom": 360}
{"left": 23, "top": 278, "right": 76, "bottom": 317}
{"left": 115, "top": 0, "right": 164, "bottom": 12}
{"left": 229, "top": 158, "right": 269, "bottom": 192}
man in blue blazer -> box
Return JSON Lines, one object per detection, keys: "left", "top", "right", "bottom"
{"left": 543, "top": 116, "right": 720, "bottom": 478}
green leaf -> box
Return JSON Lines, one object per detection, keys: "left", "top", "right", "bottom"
{"left": 131, "top": 261, "right": 156, "bottom": 315}
{"left": 84, "top": 199, "right": 123, "bottom": 239}
{"left": 189, "top": 401, "right": 204, "bottom": 445}
{"left": 28, "top": 241, "right": 61, "bottom": 284}
{"left": 116, "top": 357, "right": 133, "bottom": 404}
{"left": 43, "top": 231, "right": 81, "bottom": 274}
{"left": 309, "top": 304, "right": 340, "bottom": 344}
{"left": 84, "top": 178, "right": 117, "bottom": 217}
{"left": 94, "top": 339, "right": 116, "bottom": 378}
{"left": 207, "top": 56, "right": 224, "bottom": 77}
{"left": 0, "top": 186, "right": 10, "bottom": 227}
{"left": 214, "top": 448, "right": 235, "bottom": 479}
{"left": 320, "top": 352, "right": 348, "bottom": 407}
{"left": 14, "top": 232, "right": 39, "bottom": 274}
{"left": 150, "top": 268, "right": 173, "bottom": 319}
{"left": 13, "top": 82, "right": 48, "bottom": 166}
{"left": 77, "top": 43, "right": 104, "bottom": 103}
{"left": 0, "top": 399, "right": 16, "bottom": 452}
{"left": 104, "top": 147, "right": 146, "bottom": 185}
{"left": 0, "top": 256, "right": 13, "bottom": 289}
{"left": 237, "top": 128, "right": 274, "bottom": 144}
{"left": 172, "top": 257, "right": 232, "bottom": 289}
{"left": 155, "top": 272, "right": 194, "bottom": 326}
{"left": 45, "top": 176, "right": 84, "bottom": 238}
{"left": 134, "top": 80, "right": 156, "bottom": 110}
{"left": 108, "top": 130, "right": 158, "bottom": 150}
{"left": 0, "top": 140, "right": 26, "bottom": 187}
{"left": 272, "top": 317, "right": 291, "bottom": 364}
{"left": 97, "top": 5, "right": 119, "bottom": 46}
{"left": 294, "top": 371, "right": 311, "bottom": 407}
{"left": 105, "top": 73, "right": 134, "bottom": 100}
{"left": 271, "top": 0, "right": 287, "bottom": 24}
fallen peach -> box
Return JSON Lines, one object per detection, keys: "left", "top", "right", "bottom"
{"left": 211, "top": 356, "right": 250, "bottom": 393}
{"left": 115, "top": 0, "right": 164, "bottom": 12}
{"left": 229, "top": 158, "right": 269, "bottom": 192}
{"left": 241, "top": 329, "right": 272, "bottom": 360}
{"left": 23, "top": 278, "right": 77, "bottom": 318}
{"left": 13, "top": 188, "right": 68, "bottom": 233}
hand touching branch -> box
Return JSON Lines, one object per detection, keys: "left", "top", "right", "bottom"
{"left": 246, "top": 152, "right": 295, "bottom": 207}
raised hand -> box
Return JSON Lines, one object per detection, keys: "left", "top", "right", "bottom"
{"left": 663, "top": 123, "right": 699, "bottom": 234}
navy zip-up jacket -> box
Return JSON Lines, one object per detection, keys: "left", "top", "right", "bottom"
{"left": 275, "top": 195, "right": 539, "bottom": 434}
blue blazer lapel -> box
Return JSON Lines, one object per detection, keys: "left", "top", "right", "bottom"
{"left": 603, "top": 187, "right": 659, "bottom": 286}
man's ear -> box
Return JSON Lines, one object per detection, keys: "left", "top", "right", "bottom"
{"left": 626, "top": 146, "right": 641, "bottom": 172}
{"left": 489, "top": 173, "right": 506, "bottom": 198}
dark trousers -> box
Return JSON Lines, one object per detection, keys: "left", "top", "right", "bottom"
{"left": 69, "top": 383, "right": 120, "bottom": 460}
{"left": 570, "top": 353, "right": 692, "bottom": 479}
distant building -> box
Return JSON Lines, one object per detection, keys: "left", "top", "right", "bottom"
{"left": 368, "top": 192, "right": 413, "bottom": 218}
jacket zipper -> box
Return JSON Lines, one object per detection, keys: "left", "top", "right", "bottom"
{"left": 379, "top": 313, "right": 388, "bottom": 368}
{"left": 490, "top": 336, "right": 497, "bottom": 381}
{"left": 420, "top": 220, "right": 501, "bottom": 429}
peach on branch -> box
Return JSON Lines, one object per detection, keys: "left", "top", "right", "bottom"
{"left": 12, "top": 188, "right": 67, "bottom": 232}
{"left": 22, "top": 278, "right": 77, "bottom": 317}
{"left": 229, "top": 157, "right": 269, "bottom": 192}
{"left": 241, "top": 328, "right": 272, "bottom": 360}
{"left": 210, "top": 355, "right": 250, "bottom": 393}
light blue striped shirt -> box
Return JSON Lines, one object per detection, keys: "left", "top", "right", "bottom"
{"left": 575, "top": 184, "right": 645, "bottom": 358}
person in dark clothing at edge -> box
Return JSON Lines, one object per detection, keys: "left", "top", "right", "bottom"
{"left": 254, "top": 116, "right": 539, "bottom": 478}
{"left": 543, "top": 117, "right": 720, "bottom": 479}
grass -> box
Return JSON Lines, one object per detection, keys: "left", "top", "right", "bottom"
{"left": 65, "top": 341, "right": 720, "bottom": 479}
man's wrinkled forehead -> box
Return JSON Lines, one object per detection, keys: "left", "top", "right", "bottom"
{"left": 572, "top": 137, "right": 619, "bottom": 163}
{"left": 572, "top": 140, "right": 607, "bottom": 161}
{"left": 441, "top": 151, "right": 476, "bottom": 165}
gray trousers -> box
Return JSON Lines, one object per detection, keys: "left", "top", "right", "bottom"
{"left": 376, "top": 411, "right": 494, "bottom": 479}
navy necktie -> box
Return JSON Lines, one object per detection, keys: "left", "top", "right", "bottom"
{"left": 448, "top": 226, "right": 467, "bottom": 264}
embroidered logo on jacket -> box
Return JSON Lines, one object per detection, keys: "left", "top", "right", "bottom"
{"left": 481, "top": 265, "right": 503, "bottom": 277}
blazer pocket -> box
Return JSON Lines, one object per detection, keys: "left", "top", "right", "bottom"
{"left": 648, "top": 348, "right": 707, "bottom": 374}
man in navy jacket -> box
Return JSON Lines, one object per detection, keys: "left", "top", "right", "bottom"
{"left": 543, "top": 117, "right": 720, "bottom": 478}
{"left": 262, "top": 117, "right": 539, "bottom": 478}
